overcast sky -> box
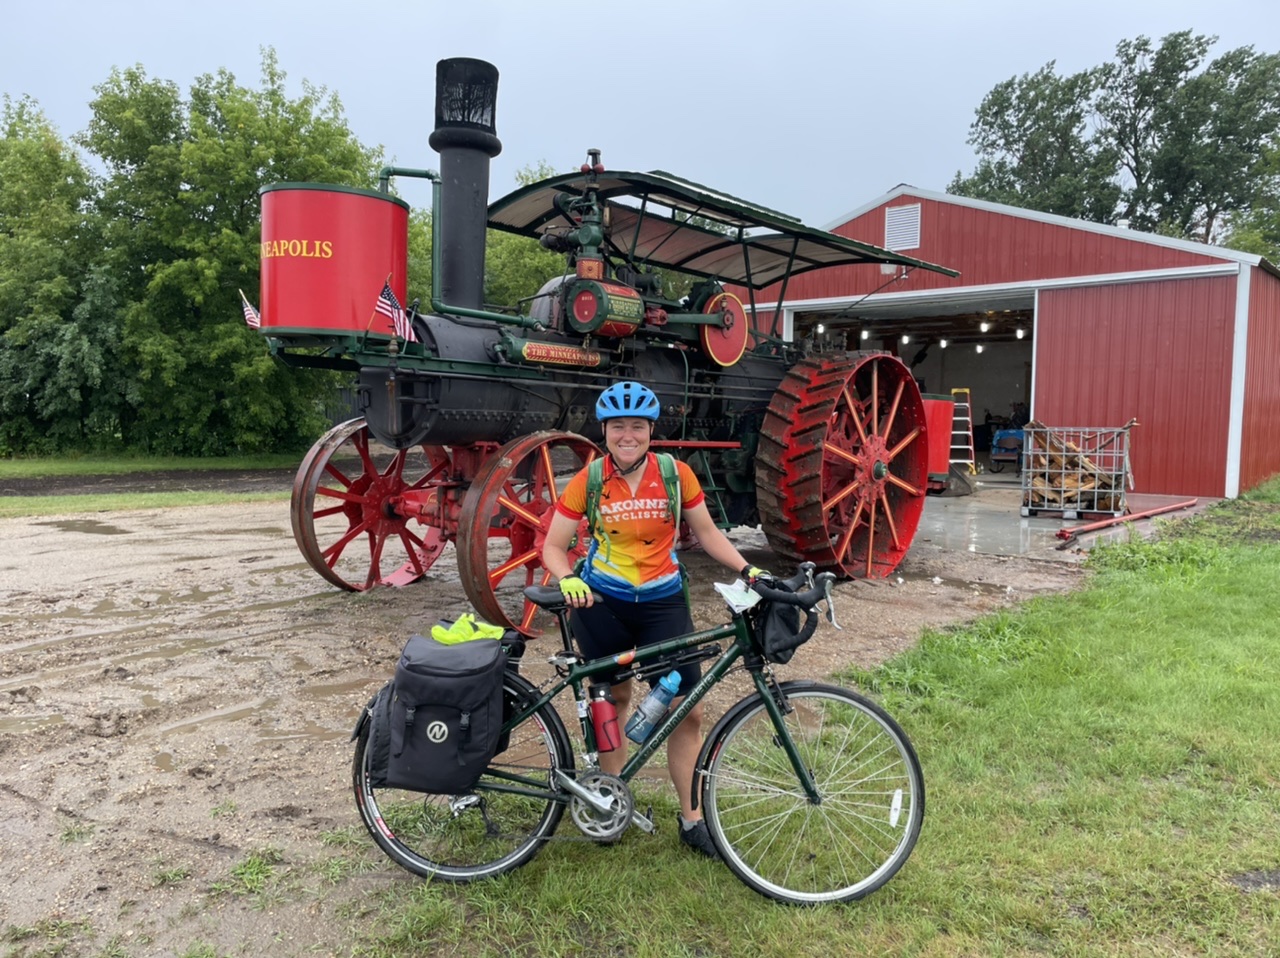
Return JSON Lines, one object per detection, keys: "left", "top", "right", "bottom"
{"left": 5, "top": 0, "right": 1280, "bottom": 227}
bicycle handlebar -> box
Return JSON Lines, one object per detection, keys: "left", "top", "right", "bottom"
{"left": 750, "top": 562, "right": 837, "bottom": 610}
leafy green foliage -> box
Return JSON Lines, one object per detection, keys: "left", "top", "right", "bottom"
{"left": 0, "top": 50, "right": 382, "bottom": 456}
{"left": 952, "top": 31, "right": 1280, "bottom": 245}
{"left": 0, "top": 96, "right": 103, "bottom": 455}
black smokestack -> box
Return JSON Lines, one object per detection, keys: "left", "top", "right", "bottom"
{"left": 428, "top": 58, "right": 501, "bottom": 311}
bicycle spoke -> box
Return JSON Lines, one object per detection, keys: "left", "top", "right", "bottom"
{"left": 702, "top": 685, "right": 923, "bottom": 904}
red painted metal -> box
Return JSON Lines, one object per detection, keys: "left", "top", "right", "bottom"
{"left": 290, "top": 419, "right": 453, "bottom": 590}
{"left": 260, "top": 185, "right": 408, "bottom": 334}
{"left": 756, "top": 353, "right": 928, "bottom": 578}
{"left": 700, "top": 292, "right": 749, "bottom": 366}
{"left": 650, "top": 440, "right": 742, "bottom": 449}
{"left": 1240, "top": 266, "right": 1280, "bottom": 492}
{"left": 1033, "top": 278, "right": 1235, "bottom": 497}
{"left": 920, "top": 395, "right": 955, "bottom": 479}
{"left": 1055, "top": 498, "right": 1198, "bottom": 546}
{"left": 743, "top": 194, "right": 1226, "bottom": 306}
{"left": 455, "top": 431, "right": 600, "bottom": 637}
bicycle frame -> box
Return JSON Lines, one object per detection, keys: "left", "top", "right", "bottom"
{"left": 489, "top": 602, "right": 821, "bottom": 806}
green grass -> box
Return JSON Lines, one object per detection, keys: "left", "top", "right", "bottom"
{"left": 343, "top": 483, "right": 1280, "bottom": 958}
{"left": 0, "top": 453, "right": 301, "bottom": 479}
{"left": 0, "top": 490, "right": 289, "bottom": 518}
{"left": 0, "top": 453, "right": 295, "bottom": 517}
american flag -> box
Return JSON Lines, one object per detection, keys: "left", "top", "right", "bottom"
{"left": 238, "top": 289, "right": 261, "bottom": 329}
{"left": 375, "top": 280, "right": 416, "bottom": 342}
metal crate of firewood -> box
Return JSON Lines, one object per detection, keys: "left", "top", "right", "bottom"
{"left": 1019, "top": 421, "right": 1134, "bottom": 519}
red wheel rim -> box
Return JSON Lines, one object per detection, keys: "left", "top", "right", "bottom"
{"left": 291, "top": 419, "right": 452, "bottom": 591}
{"left": 756, "top": 353, "right": 928, "bottom": 578}
{"left": 456, "top": 431, "right": 598, "bottom": 637}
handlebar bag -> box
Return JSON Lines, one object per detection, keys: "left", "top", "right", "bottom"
{"left": 754, "top": 582, "right": 805, "bottom": 665}
{"left": 382, "top": 632, "right": 507, "bottom": 794}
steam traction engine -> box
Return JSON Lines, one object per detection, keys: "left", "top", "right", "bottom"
{"left": 257, "top": 59, "right": 957, "bottom": 636}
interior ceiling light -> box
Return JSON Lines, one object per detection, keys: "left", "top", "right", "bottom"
{"left": 860, "top": 329, "right": 870, "bottom": 340}
{"left": 1016, "top": 327, "right": 1025, "bottom": 339}
{"left": 976, "top": 344, "right": 985, "bottom": 353}
{"left": 979, "top": 321, "right": 990, "bottom": 333}
{"left": 939, "top": 338, "right": 948, "bottom": 348}
{"left": 816, "top": 323, "right": 826, "bottom": 334}
{"left": 901, "top": 334, "right": 910, "bottom": 344}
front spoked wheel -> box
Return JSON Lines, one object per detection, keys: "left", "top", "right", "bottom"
{"left": 698, "top": 681, "right": 924, "bottom": 904}
{"left": 352, "top": 674, "right": 574, "bottom": 882}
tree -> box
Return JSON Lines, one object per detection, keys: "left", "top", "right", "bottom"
{"left": 949, "top": 64, "right": 1120, "bottom": 221}
{"left": 0, "top": 96, "right": 107, "bottom": 454}
{"left": 483, "top": 162, "right": 565, "bottom": 309}
{"left": 1223, "top": 134, "right": 1280, "bottom": 260}
{"left": 951, "top": 32, "right": 1280, "bottom": 243}
{"left": 76, "top": 50, "right": 382, "bottom": 455}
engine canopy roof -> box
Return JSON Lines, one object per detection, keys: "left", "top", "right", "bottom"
{"left": 487, "top": 168, "right": 958, "bottom": 290}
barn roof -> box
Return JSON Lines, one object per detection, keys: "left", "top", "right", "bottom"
{"left": 824, "top": 185, "right": 1280, "bottom": 279}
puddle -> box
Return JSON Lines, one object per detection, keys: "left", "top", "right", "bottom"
{"left": 896, "top": 572, "right": 1010, "bottom": 597}
{"left": 33, "top": 519, "right": 131, "bottom": 536}
{"left": 153, "top": 743, "right": 230, "bottom": 772}
{"left": 259, "top": 720, "right": 350, "bottom": 743}
{"left": 156, "top": 698, "right": 273, "bottom": 735}
{"left": 0, "top": 714, "right": 67, "bottom": 734}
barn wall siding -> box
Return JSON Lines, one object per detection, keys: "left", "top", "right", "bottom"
{"left": 1033, "top": 277, "right": 1236, "bottom": 498}
{"left": 1240, "top": 266, "right": 1280, "bottom": 491}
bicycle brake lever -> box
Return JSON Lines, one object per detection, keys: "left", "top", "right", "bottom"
{"left": 822, "top": 578, "right": 841, "bottom": 630}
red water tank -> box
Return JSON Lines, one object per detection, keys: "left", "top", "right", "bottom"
{"left": 260, "top": 184, "right": 409, "bottom": 335}
{"left": 921, "top": 395, "right": 956, "bottom": 481}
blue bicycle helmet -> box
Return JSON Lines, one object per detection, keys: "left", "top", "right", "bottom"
{"left": 596, "top": 381, "right": 660, "bottom": 421}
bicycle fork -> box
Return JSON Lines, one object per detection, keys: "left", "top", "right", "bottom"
{"left": 753, "top": 672, "right": 822, "bottom": 804}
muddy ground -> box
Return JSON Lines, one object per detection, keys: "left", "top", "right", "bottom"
{"left": 0, "top": 476, "right": 1084, "bottom": 956}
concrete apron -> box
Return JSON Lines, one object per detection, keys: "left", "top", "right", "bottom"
{"left": 917, "top": 478, "right": 1218, "bottom": 561}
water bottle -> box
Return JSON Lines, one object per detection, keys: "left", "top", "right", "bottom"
{"left": 588, "top": 684, "right": 622, "bottom": 753}
{"left": 624, "top": 671, "right": 682, "bottom": 744}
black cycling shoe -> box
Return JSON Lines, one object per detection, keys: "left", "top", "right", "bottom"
{"left": 677, "top": 816, "right": 720, "bottom": 860}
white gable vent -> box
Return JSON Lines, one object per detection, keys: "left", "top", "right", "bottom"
{"left": 885, "top": 204, "right": 921, "bottom": 251}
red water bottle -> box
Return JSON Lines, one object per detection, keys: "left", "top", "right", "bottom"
{"left": 589, "top": 685, "right": 622, "bottom": 753}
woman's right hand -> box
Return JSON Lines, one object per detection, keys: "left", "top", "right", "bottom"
{"left": 558, "top": 575, "right": 594, "bottom": 608}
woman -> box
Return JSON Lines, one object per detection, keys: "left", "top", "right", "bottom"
{"left": 541, "top": 381, "right": 765, "bottom": 859}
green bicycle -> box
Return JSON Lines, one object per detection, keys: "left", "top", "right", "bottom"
{"left": 352, "top": 564, "right": 925, "bottom": 904}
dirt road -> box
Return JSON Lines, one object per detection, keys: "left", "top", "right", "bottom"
{"left": 0, "top": 485, "right": 1083, "bottom": 956}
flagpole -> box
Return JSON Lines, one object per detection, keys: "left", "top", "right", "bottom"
{"left": 359, "top": 272, "right": 396, "bottom": 351}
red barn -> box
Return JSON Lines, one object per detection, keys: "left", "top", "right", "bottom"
{"left": 747, "top": 186, "right": 1280, "bottom": 498}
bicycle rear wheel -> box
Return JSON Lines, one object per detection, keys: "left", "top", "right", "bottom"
{"left": 698, "top": 681, "right": 924, "bottom": 904}
{"left": 352, "top": 673, "right": 573, "bottom": 882}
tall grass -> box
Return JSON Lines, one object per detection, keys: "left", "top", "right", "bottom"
{"left": 346, "top": 485, "right": 1280, "bottom": 957}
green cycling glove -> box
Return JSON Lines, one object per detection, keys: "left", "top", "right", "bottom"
{"left": 741, "top": 565, "right": 769, "bottom": 584}
{"left": 558, "top": 575, "right": 591, "bottom": 602}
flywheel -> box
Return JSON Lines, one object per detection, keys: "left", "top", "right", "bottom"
{"left": 755, "top": 352, "right": 929, "bottom": 579}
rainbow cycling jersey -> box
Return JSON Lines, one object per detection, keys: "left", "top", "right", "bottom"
{"left": 555, "top": 453, "right": 704, "bottom": 601}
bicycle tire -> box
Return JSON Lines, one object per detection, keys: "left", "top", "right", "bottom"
{"left": 697, "top": 681, "right": 924, "bottom": 904}
{"left": 352, "top": 672, "right": 573, "bottom": 882}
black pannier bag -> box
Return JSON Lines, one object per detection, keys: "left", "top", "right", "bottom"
{"left": 377, "top": 633, "right": 507, "bottom": 794}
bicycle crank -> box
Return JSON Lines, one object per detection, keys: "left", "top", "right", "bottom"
{"left": 565, "top": 771, "right": 635, "bottom": 844}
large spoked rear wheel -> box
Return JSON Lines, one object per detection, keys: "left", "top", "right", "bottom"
{"left": 352, "top": 673, "right": 574, "bottom": 882}
{"left": 697, "top": 681, "right": 924, "bottom": 904}
{"left": 757, "top": 352, "right": 929, "bottom": 579}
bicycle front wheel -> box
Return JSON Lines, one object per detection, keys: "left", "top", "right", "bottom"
{"left": 353, "top": 673, "right": 573, "bottom": 882}
{"left": 698, "top": 681, "right": 924, "bottom": 904}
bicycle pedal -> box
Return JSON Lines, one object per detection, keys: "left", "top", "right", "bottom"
{"left": 630, "top": 805, "right": 656, "bottom": 834}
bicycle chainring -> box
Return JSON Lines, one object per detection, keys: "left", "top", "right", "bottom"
{"left": 568, "top": 771, "right": 635, "bottom": 843}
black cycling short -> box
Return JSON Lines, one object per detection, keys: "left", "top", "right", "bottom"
{"left": 570, "top": 591, "right": 699, "bottom": 691}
